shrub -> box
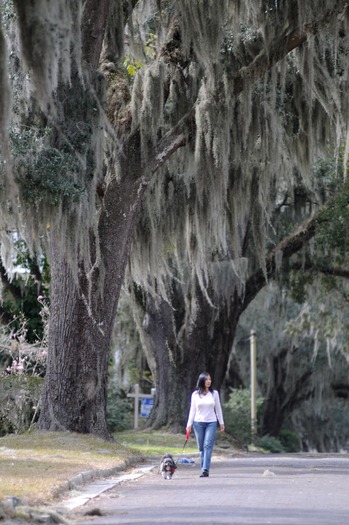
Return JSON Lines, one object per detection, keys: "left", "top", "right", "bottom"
{"left": 0, "top": 375, "right": 43, "bottom": 436}
{"left": 0, "top": 297, "right": 48, "bottom": 435}
{"left": 255, "top": 435, "right": 285, "bottom": 453}
{"left": 106, "top": 383, "right": 134, "bottom": 432}
{"left": 278, "top": 429, "right": 301, "bottom": 452}
{"left": 223, "top": 388, "right": 264, "bottom": 448}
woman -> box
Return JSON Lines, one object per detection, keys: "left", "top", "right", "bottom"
{"left": 186, "top": 372, "right": 225, "bottom": 477}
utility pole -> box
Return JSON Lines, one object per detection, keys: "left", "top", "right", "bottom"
{"left": 250, "top": 329, "right": 257, "bottom": 443}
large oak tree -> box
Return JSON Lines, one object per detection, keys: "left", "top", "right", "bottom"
{"left": 0, "top": 1, "right": 348, "bottom": 437}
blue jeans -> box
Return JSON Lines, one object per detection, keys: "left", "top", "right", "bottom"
{"left": 193, "top": 421, "right": 217, "bottom": 472}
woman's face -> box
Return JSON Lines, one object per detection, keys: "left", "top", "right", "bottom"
{"left": 205, "top": 376, "right": 212, "bottom": 389}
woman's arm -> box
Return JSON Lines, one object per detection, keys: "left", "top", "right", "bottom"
{"left": 214, "top": 390, "right": 225, "bottom": 431}
{"left": 186, "top": 392, "right": 197, "bottom": 429}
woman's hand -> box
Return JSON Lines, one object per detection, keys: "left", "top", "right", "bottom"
{"left": 219, "top": 424, "right": 225, "bottom": 432}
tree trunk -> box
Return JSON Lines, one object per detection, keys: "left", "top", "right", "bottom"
{"left": 261, "top": 348, "right": 313, "bottom": 437}
{"left": 38, "top": 131, "right": 145, "bottom": 437}
{"left": 38, "top": 242, "right": 113, "bottom": 437}
{"left": 138, "top": 282, "right": 242, "bottom": 430}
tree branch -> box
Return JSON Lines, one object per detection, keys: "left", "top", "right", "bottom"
{"left": 232, "top": 1, "right": 349, "bottom": 95}
{"left": 149, "top": 110, "right": 195, "bottom": 173}
{"left": 242, "top": 185, "right": 349, "bottom": 309}
{"left": 82, "top": 0, "right": 111, "bottom": 68}
{"left": 290, "top": 261, "right": 349, "bottom": 280}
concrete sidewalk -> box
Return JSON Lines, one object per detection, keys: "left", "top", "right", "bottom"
{"left": 61, "top": 463, "right": 157, "bottom": 511}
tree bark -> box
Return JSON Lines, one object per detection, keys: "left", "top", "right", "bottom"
{"left": 82, "top": 0, "right": 110, "bottom": 68}
{"left": 38, "top": 152, "right": 147, "bottom": 437}
{"left": 261, "top": 349, "right": 313, "bottom": 436}
{"left": 38, "top": 241, "right": 112, "bottom": 437}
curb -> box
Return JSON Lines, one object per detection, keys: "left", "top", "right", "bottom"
{"left": 53, "top": 454, "right": 142, "bottom": 500}
{"left": 60, "top": 461, "right": 157, "bottom": 511}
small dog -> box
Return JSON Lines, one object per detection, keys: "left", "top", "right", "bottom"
{"left": 160, "top": 453, "right": 177, "bottom": 480}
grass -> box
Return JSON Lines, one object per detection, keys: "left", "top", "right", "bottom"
{"left": 115, "top": 429, "right": 198, "bottom": 456}
{"left": 0, "top": 430, "right": 138, "bottom": 504}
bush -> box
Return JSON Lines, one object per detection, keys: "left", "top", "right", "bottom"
{"left": 106, "top": 383, "right": 134, "bottom": 432}
{"left": 0, "top": 375, "right": 43, "bottom": 435}
{"left": 223, "top": 388, "right": 264, "bottom": 448}
{"left": 278, "top": 429, "right": 301, "bottom": 452}
{"left": 255, "top": 435, "right": 284, "bottom": 453}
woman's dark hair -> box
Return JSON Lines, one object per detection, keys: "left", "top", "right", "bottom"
{"left": 196, "top": 371, "right": 213, "bottom": 395}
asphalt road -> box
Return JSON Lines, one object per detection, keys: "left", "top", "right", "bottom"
{"left": 72, "top": 454, "right": 349, "bottom": 525}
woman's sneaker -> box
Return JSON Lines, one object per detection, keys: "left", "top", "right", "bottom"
{"left": 200, "top": 470, "right": 209, "bottom": 477}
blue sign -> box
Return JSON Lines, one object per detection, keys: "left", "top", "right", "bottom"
{"left": 141, "top": 397, "right": 154, "bottom": 417}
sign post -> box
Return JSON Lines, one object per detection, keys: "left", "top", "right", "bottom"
{"left": 127, "top": 385, "right": 155, "bottom": 429}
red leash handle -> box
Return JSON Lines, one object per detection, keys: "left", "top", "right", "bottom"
{"left": 185, "top": 428, "right": 191, "bottom": 440}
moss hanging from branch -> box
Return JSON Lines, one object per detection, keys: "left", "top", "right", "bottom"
{"left": 12, "top": 0, "right": 82, "bottom": 113}
{"left": 125, "top": 1, "right": 349, "bottom": 308}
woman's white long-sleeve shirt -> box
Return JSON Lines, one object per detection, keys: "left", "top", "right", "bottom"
{"left": 186, "top": 390, "right": 224, "bottom": 427}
